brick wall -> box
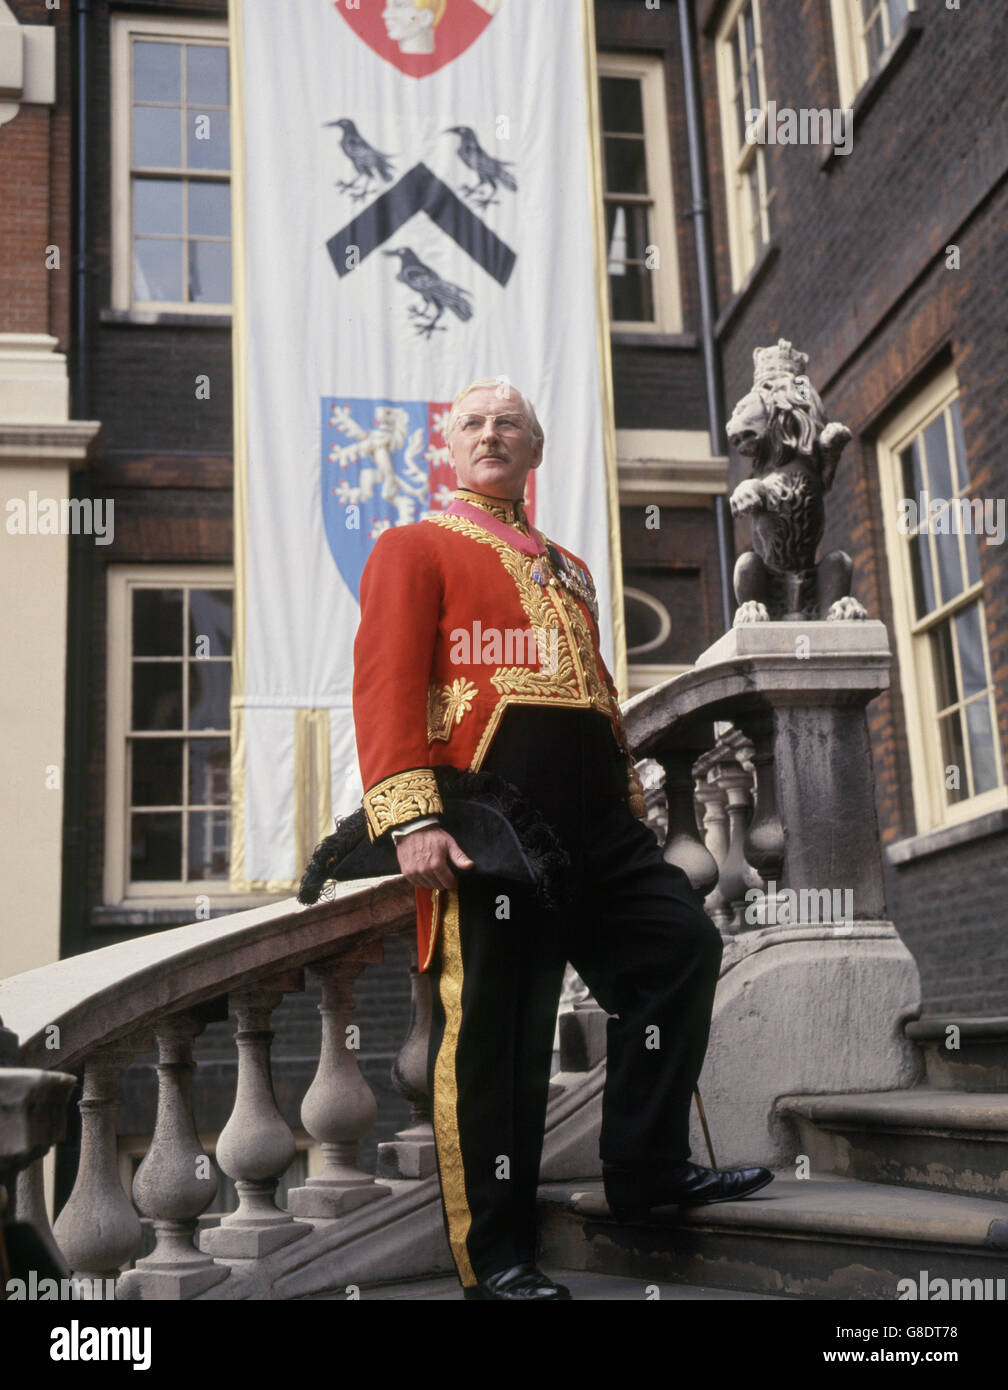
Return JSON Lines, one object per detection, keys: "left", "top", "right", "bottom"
{"left": 699, "top": 0, "right": 1008, "bottom": 1013}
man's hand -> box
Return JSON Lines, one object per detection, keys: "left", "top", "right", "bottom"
{"left": 395, "top": 826, "right": 475, "bottom": 891}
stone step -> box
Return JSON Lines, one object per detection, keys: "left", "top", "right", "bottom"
{"left": 334, "top": 1272, "right": 785, "bottom": 1300}
{"left": 778, "top": 1090, "right": 1008, "bottom": 1199}
{"left": 536, "top": 1174, "right": 1008, "bottom": 1300}
{"left": 905, "top": 1015, "right": 1008, "bottom": 1091}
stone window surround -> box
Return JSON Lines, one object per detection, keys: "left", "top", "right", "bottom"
{"left": 827, "top": 0, "right": 919, "bottom": 113}
{"left": 874, "top": 365, "right": 1008, "bottom": 840}
{"left": 596, "top": 50, "right": 684, "bottom": 337}
{"left": 713, "top": 0, "right": 775, "bottom": 291}
{"left": 109, "top": 12, "right": 231, "bottom": 318}
{"left": 103, "top": 562, "right": 244, "bottom": 909}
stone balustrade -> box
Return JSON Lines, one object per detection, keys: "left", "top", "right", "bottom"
{"left": 0, "top": 616, "right": 903, "bottom": 1293}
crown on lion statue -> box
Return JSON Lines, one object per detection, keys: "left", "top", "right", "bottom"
{"left": 753, "top": 338, "right": 809, "bottom": 384}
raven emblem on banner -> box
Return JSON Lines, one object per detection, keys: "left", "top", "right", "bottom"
{"left": 334, "top": 0, "right": 502, "bottom": 80}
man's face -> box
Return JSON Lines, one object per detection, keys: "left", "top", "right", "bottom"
{"left": 382, "top": 0, "right": 432, "bottom": 43}
{"left": 448, "top": 387, "right": 543, "bottom": 499}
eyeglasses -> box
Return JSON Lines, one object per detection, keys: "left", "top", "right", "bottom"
{"left": 456, "top": 413, "right": 528, "bottom": 434}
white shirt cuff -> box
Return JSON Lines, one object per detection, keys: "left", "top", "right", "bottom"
{"left": 390, "top": 816, "right": 440, "bottom": 842}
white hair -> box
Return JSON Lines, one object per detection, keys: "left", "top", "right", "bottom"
{"left": 444, "top": 376, "right": 544, "bottom": 446}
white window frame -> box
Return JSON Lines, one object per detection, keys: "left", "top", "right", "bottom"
{"left": 110, "top": 13, "right": 231, "bottom": 316}
{"left": 714, "top": 0, "right": 774, "bottom": 290}
{"left": 597, "top": 52, "right": 683, "bottom": 335}
{"left": 876, "top": 368, "right": 1007, "bottom": 835}
{"left": 105, "top": 564, "right": 240, "bottom": 906}
{"left": 829, "top": 0, "right": 917, "bottom": 109}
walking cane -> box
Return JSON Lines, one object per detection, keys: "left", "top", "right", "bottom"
{"left": 694, "top": 1087, "right": 717, "bottom": 1169}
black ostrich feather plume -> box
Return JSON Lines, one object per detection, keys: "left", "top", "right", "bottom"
{"left": 298, "top": 766, "right": 571, "bottom": 909}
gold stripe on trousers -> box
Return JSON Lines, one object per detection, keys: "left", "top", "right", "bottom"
{"left": 431, "top": 888, "right": 477, "bottom": 1287}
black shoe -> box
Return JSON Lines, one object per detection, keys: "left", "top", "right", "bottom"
{"left": 603, "top": 1160, "right": 774, "bottom": 1220}
{"left": 463, "top": 1263, "right": 573, "bottom": 1301}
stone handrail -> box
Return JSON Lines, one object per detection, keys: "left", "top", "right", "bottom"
{"left": 0, "top": 876, "right": 417, "bottom": 1296}
{"left": 623, "top": 620, "right": 893, "bottom": 926}
{"left": 0, "top": 616, "right": 898, "bottom": 1295}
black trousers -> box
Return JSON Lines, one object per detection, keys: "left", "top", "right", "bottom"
{"left": 426, "top": 708, "right": 724, "bottom": 1287}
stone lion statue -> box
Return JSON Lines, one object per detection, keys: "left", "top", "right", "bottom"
{"left": 727, "top": 338, "right": 868, "bottom": 624}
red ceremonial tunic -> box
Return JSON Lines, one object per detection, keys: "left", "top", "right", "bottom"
{"left": 352, "top": 490, "right": 641, "bottom": 971}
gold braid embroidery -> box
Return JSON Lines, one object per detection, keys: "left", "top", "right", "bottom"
{"left": 431, "top": 889, "right": 477, "bottom": 1286}
{"left": 362, "top": 768, "right": 443, "bottom": 840}
{"left": 426, "top": 512, "right": 614, "bottom": 746}
{"left": 427, "top": 676, "right": 480, "bottom": 743}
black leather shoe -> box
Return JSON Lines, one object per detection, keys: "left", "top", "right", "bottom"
{"left": 463, "top": 1263, "right": 573, "bottom": 1300}
{"left": 603, "top": 1160, "right": 774, "bottom": 1220}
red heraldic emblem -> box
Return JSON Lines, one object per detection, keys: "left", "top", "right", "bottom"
{"left": 334, "top": 0, "right": 501, "bottom": 80}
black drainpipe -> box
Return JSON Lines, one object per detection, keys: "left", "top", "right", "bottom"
{"left": 678, "top": 0, "right": 736, "bottom": 632}
{"left": 56, "top": 0, "right": 94, "bottom": 1212}
{"left": 62, "top": 0, "right": 92, "bottom": 963}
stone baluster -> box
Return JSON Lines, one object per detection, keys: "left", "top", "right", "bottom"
{"left": 737, "top": 709, "right": 786, "bottom": 895}
{"left": 116, "top": 1012, "right": 228, "bottom": 1300}
{"left": 52, "top": 1041, "right": 145, "bottom": 1284}
{"left": 654, "top": 724, "right": 718, "bottom": 897}
{"left": 376, "top": 933, "right": 437, "bottom": 1180}
{"left": 15, "top": 1157, "right": 69, "bottom": 1275}
{"left": 287, "top": 944, "right": 391, "bottom": 1217}
{"left": 200, "top": 972, "right": 310, "bottom": 1258}
{"left": 693, "top": 773, "right": 732, "bottom": 930}
{"left": 711, "top": 745, "right": 758, "bottom": 932}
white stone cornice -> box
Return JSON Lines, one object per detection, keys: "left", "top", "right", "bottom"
{"left": 0, "top": 1, "right": 56, "bottom": 126}
{"left": 0, "top": 419, "right": 102, "bottom": 464}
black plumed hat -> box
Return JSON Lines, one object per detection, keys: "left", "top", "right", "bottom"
{"left": 298, "top": 765, "right": 572, "bottom": 908}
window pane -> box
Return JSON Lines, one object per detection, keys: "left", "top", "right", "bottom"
{"left": 187, "top": 43, "right": 228, "bottom": 107}
{"left": 131, "top": 811, "right": 182, "bottom": 880}
{"left": 954, "top": 603, "right": 987, "bottom": 699}
{"left": 135, "top": 237, "right": 183, "bottom": 302}
{"left": 938, "top": 712, "right": 967, "bottom": 805}
{"left": 189, "top": 239, "right": 231, "bottom": 303}
{"left": 132, "top": 738, "right": 183, "bottom": 807}
{"left": 747, "top": 60, "right": 760, "bottom": 118}
{"left": 600, "top": 77, "right": 643, "bottom": 134}
{"left": 133, "top": 104, "right": 182, "bottom": 168}
{"left": 610, "top": 261, "right": 654, "bottom": 323}
{"left": 604, "top": 137, "right": 648, "bottom": 195}
{"left": 188, "top": 810, "right": 230, "bottom": 879}
{"left": 887, "top": 0, "right": 910, "bottom": 31}
{"left": 133, "top": 589, "right": 183, "bottom": 656}
{"left": 134, "top": 41, "right": 181, "bottom": 104}
{"left": 133, "top": 663, "right": 183, "bottom": 731}
{"left": 908, "top": 531, "right": 935, "bottom": 617}
{"left": 949, "top": 398, "right": 970, "bottom": 493}
{"left": 900, "top": 438, "right": 925, "bottom": 501}
{"left": 923, "top": 414, "right": 953, "bottom": 499}
{"left": 189, "top": 739, "right": 230, "bottom": 806}
{"left": 933, "top": 526, "right": 963, "bottom": 605}
{"left": 188, "top": 589, "right": 233, "bottom": 657}
{"left": 188, "top": 181, "right": 230, "bottom": 237}
{"left": 731, "top": 26, "right": 742, "bottom": 87}
{"left": 605, "top": 202, "right": 650, "bottom": 261}
{"left": 965, "top": 699, "right": 999, "bottom": 795}
{"left": 134, "top": 178, "right": 182, "bottom": 236}
{"left": 865, "top": 14, "right": 885, "bottom": 70}
{"left": 930, "top": 622, "right": 958, "bottom": 712}
{"left": 743, "top": 5, "right": 756, "bottom": 65}
{"left": 964, "top": 531, "right": 981, "bottom": 587}
{"left": 189, "top": 663, "right": 231, "bottom": 730}
{"left": 187, "top": 109, "right": 230, "bottom": 171}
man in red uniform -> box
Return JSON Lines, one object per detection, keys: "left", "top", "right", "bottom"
{"left": 352, "top": 378, "right": 772, "bottom": 1300}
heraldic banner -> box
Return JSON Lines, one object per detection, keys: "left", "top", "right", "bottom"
{"left": 229, "top": 0, "right": 623, "bottom": 889}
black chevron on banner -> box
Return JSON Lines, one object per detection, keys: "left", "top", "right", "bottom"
{"left": 327, "top": 162, "right": 516, "bottom": 286}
